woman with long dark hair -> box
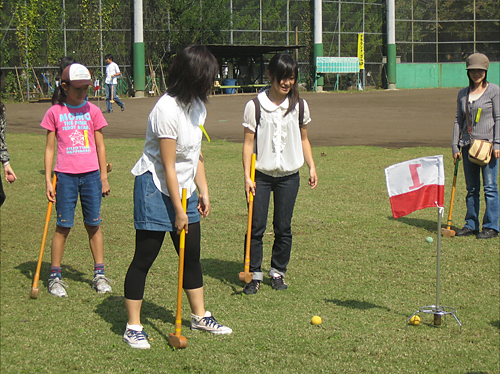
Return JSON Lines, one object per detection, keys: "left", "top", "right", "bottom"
{"left": 122, "top": 45, "right": 232, "bottom": 349}
{"left": 241, "top": 53, "right": 318, "bottom": 294}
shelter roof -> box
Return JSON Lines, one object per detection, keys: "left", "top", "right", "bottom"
{"left": 206, "top": 44, "right": 303, "bottom": 60}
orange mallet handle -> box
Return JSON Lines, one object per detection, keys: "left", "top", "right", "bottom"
{"left": 169, "top": 188, "right": 188, "bottom": 349}
{"left": 240, "top": 153, "right": 256, "bottom": 283}
{"left": 110, "top": 84, "right": 115, "bottom": 103}
{"left": 30, "top": 174, "right": 57, "bottom": 299}
{"left": 445, "top": 158, "right": 460, "bottom": 230}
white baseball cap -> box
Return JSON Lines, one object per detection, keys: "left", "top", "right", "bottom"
{"left": 61, "top": 63, "right": 94, "bottom": 88}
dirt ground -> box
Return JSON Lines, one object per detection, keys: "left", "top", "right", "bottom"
{"left": 4, "top": 88, "right": 458, "bottom": 148}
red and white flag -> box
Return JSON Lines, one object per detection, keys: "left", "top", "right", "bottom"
{"left": 385, "top": 155, "right": 445, "bottom": 219}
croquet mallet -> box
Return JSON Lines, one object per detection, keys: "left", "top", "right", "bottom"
{"left": 168, "top": 188, "right": 188, "bottom": 349}
{"left": 239, "top": 153, "right": 256, "bottom": 284}
{"left": 30, "top": 174, "right": 57, "bottom": 299}
{"left": 110, "top": 84, "right": 115, "bottom": 104}
{"left": 442, "top": 158, "right": 460, "bottom": 237}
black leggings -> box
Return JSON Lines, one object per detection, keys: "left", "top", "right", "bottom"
{"left": 124, "top": 223, "right": 203, "bottom": 300}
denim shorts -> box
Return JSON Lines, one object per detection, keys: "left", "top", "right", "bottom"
{"left": 55, "top": 170, "right": 102, "bottom": 228}
{"left": 133, "top": 171, "right": 200, "bottom": 232}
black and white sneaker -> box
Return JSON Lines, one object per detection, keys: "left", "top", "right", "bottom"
{"left": 271, "top": 274, "right": 288, "bottom": 290}
{"left": 243, "top": 279, "right": 261, "bottom": 295}
{"left": 191, "top": 311, "right": 232, "bottom": 335}
{"left": 123, "top": 326, "right": 150, "bottom": 349}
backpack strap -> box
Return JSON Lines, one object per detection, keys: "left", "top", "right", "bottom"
{"left": 254, "top": 96, "right": 303, "bottom": 126}
{"left": 252, "top": 96, "right": 304, "bottom": 154}
{"left": 298, "top": 98, "right": 304, "bottom": 127}
{"left": 252, "top": 97, "right": 261, "bottom": 126}
{"left": 252, "top": 97, "right": 260, "bottom": 155}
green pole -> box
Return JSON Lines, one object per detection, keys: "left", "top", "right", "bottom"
{"left": 314, "top": 0, "right": 323, "bottom": 91}
{"left": 386, "top": 0, "right": 396, "bottom": 89}
{"left": 133, "top": 42, "right": 145, "bottom": 93}
{"left": 387, "top": 43, "right": 396, "bottom": 89}
{"left": 314, "top": 43, "right": 324, "bottom": 89}
{"left": 133, "top": 0, "right": 145, "bottom": 97}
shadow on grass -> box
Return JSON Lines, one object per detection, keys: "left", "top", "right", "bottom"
{"left": 94, "top": 295, "right": 180, "bottom": 343}
{"left": 387, "top": 216, "right": 446, "bottom": 233}
{"left": 201, "top": 258, "right": 247, "bottom": 294}
{"left": 325, "top": 298, "right": 391, "bottom": 311}
{"left": 15, "top": 260, "right": 92, "bottom": 288}
{"left": 490, "top": 320, "right": 500, "bottom": 330}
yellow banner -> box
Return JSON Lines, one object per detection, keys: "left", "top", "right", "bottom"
{"left": 357, "top": 33, "right": 365, "bottom": 70}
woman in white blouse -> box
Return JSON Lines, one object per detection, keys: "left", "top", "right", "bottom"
{"left": 122, "top": 45, "right": 232, "bottom": 349}
{"left": 242, "top": 53, "right": 318, "bottom": 295}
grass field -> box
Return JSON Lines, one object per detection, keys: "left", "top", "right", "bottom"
{"left": 1, "top": 134, "right": 499, "bottom": 373}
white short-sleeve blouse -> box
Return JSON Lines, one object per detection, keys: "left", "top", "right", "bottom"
{"left": 131, "top": 94, "right": 205, "bottom": 198}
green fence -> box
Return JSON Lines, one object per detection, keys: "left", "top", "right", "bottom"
{"left": 396, "top": 62, "right": 500, "bottom": 89}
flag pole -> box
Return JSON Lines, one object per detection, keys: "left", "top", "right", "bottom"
{"left": 384, "top": 154, "right": 462, "bottom": 329}
{"left": 434, "top": 206, "right": 443, "bottom": 325}
{"left": 406, "top": 205, "right": 462, "bottom": 330}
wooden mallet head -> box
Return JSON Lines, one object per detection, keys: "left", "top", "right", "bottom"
{"left": 239, "top": 272, "right": 254, "bottom": 284}
{"left": 441, "top": 228, "right": 456, "bottom": 237}
{"left": 30, "top": 287, "right": 39, "bottom": 299}
{"left": 168, "top": 333, "right": 187, "bottom": 349}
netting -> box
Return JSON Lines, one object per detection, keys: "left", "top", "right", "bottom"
{"left": 1, "top": 0, "right": 498, "bottom": 99}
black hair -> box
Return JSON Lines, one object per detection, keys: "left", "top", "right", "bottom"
{"left": 105, "top": 54, "right": 113, "bottom": 61}
{"left": 52, "top": 82, "right": 69, "bottom": 105}
{"left": 59, "top": 56, "right": 76, "bottom": 74}
{"left": 166, "top": 45, "right": 218, "bottom": 106}
{"left": 267, "top": 53, "right": 299, "bottom": 116}
{"left": 467, "top": 70, "right": 488, "bottom": 89}
{"left": 52, "top": 56, "right": 76, "bottom": 105}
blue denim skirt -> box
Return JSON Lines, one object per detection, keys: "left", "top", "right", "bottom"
{"left": 133, "top": 171, "right": 200, "bottom": 231}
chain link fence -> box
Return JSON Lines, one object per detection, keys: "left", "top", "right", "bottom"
{"left": 1, "top": 0, "right": 498, "bottom": 100}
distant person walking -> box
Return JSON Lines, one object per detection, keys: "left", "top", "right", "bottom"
{"left": 452, "top": 52, "right": 499, "bottom": 239}
{"left": 104, "top": 54, "right": 125, "bottom": 113}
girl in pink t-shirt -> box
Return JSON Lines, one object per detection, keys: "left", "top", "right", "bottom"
{"left": 40, "top": 63, "right": 111, "bottom": 297}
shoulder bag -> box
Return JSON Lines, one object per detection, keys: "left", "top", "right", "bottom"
{"left": 466, "top": 90, "right": 492, "bottom": 166}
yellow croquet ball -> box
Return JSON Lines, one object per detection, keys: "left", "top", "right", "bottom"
{"left": 311, "top": 316, "right": 322, "bottom": 325}
{"left": 409, "top": 315, "right": 421, "bottom": 325}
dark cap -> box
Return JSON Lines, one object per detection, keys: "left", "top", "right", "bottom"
{"left": 465, "top": 53, "right": 489, "bottom": 71}
{"left": 61, "top": 63, "right": 94, "bottom": 87}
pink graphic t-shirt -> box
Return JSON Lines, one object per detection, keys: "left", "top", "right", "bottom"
{"left": 40, "top": 101, "right": 108, "bottom": 174}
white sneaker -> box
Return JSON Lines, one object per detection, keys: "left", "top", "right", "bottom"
{"left": 191, "top": 311, "right": 232, "bottom": 335}
{"left": 48, "top": 277, "right": 68, "bottom": 297}
{"left": 123, "top": 326, "right": 150, "bottom": 349}
{"left": 92, "top": 275, "right": 112, "bottom": 293}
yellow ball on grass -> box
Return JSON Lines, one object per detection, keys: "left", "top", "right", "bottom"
{"left": 311, "top": 316, "right": 322, "bottom": 325}
{"left": 409, "top": 315, "right": 421, "bottom": 325}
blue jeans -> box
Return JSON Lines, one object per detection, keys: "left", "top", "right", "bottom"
{"left": 462, "top": 145, "right": 499, "bottom": 232}
{"left": 105, "top": 83, "right": 124, "bottom": 111}
{"left": 247, "top": 171, "right": 300, "bottom": 280}
{"left": 55, "top": 171, "right": 102, "bottom": 228}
